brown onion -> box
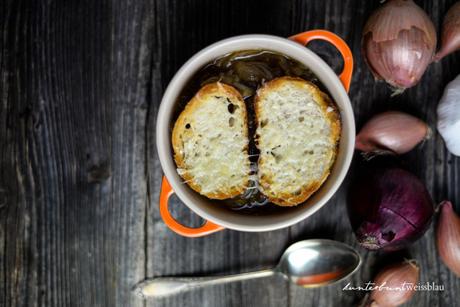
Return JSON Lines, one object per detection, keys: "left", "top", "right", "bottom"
{"left": 362, "top": 0, "right": 436, "bottom": 91}
{"left": 436, "top": 201, "right": 460, "bottom": 276}
{"left": 367, "top": 260, "right": 420, "bottom": 307}
{"left": 435, "top": 2, "right": 460, "bottom": 61}
{"left": 356, "top": 111, "right": 430, "bottom": 157}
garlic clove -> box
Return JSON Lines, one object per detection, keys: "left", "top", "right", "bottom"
{"left": 437, "top": 75, "right": 460, "bottom": 156}
{"left": 369, "top": 260, "right": 420, "bottom": 307}
{"left": 356, "top": 111, "right": 430, "bottom": 157}
{"left": 436, "top": 201, "right": 460, "bottom": 277}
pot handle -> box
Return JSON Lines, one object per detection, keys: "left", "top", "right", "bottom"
{"left": 159, "top": 176, "right": 224, "bottom": 237}
{"left": 289, "top": 30, "right": 353, "bottom": 93}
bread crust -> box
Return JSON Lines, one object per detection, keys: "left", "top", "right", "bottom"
{"left": 254, "top": 76, "right": 341, "bottom": 206}
{"left": 172, "top": 82, "right": 250, "bottom": 199}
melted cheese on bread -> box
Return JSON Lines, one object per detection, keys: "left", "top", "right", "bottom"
{"left": 255, "top": 77, "right": 340, "bottom": 206}
{"left": 172, "top": 82, "right": 251, "bottom": 199}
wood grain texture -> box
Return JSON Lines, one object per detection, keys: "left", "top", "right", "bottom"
{"left": 1, "top": 0, "right": 459, "bottom": 307}
{"left": 1, "top": 0, "right": 153, "bottom": 306}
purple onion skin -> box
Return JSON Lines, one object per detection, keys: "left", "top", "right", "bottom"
{"left": 348, "top": 168, "right": 434, "bottom": 251}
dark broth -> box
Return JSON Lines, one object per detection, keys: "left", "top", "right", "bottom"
{"left": 175, "top": 50, "right": 331, "bottom": 215}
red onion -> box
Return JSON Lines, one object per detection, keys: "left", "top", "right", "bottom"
{"left": 348, "top": 166, "right": 434, "bottom": 251}
{"left": 362, "top": 0, "right": 436, "bottom": 91}
{"left": 435, "top": 2, "right": 460, "bottom": 61}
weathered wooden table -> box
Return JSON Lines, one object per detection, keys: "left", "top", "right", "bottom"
{"left": 1, "top": 0, "right": 459, "bottom": 306}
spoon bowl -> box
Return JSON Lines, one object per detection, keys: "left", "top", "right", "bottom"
{"left": 276, "top": 239, "right": 361, "bottom": 287}
{"left": 134, "top": 239, "right": 361, "bottom": 298}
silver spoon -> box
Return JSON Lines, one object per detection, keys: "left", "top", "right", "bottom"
{"left": 133, "top": 239, "right": 361, "bottom": 298}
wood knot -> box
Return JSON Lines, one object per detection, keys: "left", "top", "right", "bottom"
{"left": 87, "top": 162, "right": 111, "bottom": 183}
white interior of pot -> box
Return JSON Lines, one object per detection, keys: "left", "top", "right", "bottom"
{"left": 157, "top": 35, "right": 355, "bottom": 231}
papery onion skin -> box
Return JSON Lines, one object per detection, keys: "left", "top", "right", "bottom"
{"left": 369, "top": 260, "right": 420, "bottom": 307}
{"left": 435, "top": 2, "right": 460, "bottom": 61}
{"left": 436, "top": 201, "right": 460, "bottom": 277}
{"left": 362, "top": 0, "right": 436, "bottom": 90}
{"left": 356, "top": 111, "right": 430, "bottom": 156}
{"left": 437, "top": 75, "right": 460, "bottom": 156}
{"left": 348, "top": 166, "right": 434, "bottom": 251}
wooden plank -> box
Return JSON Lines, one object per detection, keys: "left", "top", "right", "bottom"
{"left": 0, "top": 0, "right": 154, "bottom": 306}
{"left": 1, "top": 0, "right": 460, "bottom": 306}
{"left": 145, "top": 2, "right": 292, "bottom": 306}
{"left": 147, "top": 0, "right": 460, "bottom": 307}
{"left": 289, "top": 1, "right": 460, "bottom": 306}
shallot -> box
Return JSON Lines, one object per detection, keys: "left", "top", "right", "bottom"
{"left": 436, "top": 201, "right": 460, "bottom": 276}
{"left": 365, "top": 260, "right": 420, "bottom": 307}
{"left": 435, "top": 2, "right": 460, "bottom": 61}
{"left": 362, "top": 0, "right": 436, "bottom": 91}
{"left": 356, "top": 111, "right": 430, "bottom": 157}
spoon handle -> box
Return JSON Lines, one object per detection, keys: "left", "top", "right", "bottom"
{"left": 134, "top": 269, "right": 275, "bottom": 298}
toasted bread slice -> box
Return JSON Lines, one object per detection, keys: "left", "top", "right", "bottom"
{"left": 254, "top": 77, "right": 341, "bottom": 206}
{"left": 172, "top": 82, "right": 251, "bottom": 199}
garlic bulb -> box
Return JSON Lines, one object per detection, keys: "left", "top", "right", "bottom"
{"left": 437, "top": 75, "right": 460, "bottom": 156}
